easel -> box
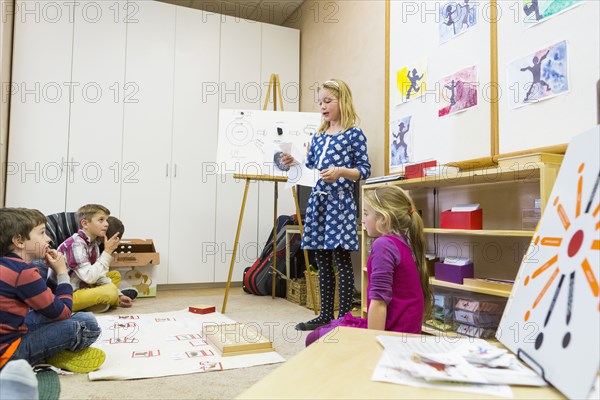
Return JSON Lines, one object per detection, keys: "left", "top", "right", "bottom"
{"left": 221, "top": 74, "right": 318, "bottom": 314}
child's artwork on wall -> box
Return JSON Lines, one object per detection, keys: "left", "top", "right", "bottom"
{"left": 508, "top": 40, "right": 569, "bottom": 109}
{"left": 395, "top": 59, "right": 427, "bottom": 105}
{"left": 497, "top": 125, "right": 599, "bottom": 400}
{"left": 439, "top": 0, "right": 478, "bottom": 43}
{"left": 216, "top": 110, "right": 321, "bottom": 176}
{"left": 389, "top": 115, "right": 413, "bottom": 173}
{"left": 523, "top": 0, "right": 582, "bottom": 27}
{"left": 438, "top": 65, "right": 478, "bottom": 117}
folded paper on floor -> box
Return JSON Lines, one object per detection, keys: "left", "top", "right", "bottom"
{"left": 88, "top": 310, "right": 285, "bottom": 381}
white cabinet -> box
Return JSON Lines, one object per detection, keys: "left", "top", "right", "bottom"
{"left": 120, "top": 1, "right": 176, "bottom": 285}
{"left": 167, "top": 7, "right": 221, "bottom": 284}
{"left": 66, "top": 0, "right": 126, "bottom": 214}
{"left": 213, "top": 17, "right": 263, "bottom": 283}
{"left": 6, "top": 2, "right": 299, "bottom": 285}
{"left": 6, "top": 0, "right": 74, "bottom": 214}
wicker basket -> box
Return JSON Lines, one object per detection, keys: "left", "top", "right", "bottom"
{"left": 286, "top": 278, "right": 307, "bottom": 305}
{"left": 304, "top": 271, "right": 339, "bottom": 311}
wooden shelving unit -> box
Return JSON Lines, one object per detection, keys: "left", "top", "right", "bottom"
{"left": 360, "top": 159, "right": 563, "bottom": 320}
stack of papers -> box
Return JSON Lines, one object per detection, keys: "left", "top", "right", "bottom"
{"left": 443, "top": 256, "right": 471, "bottom": 266}
{"left": 451, "top": 204, "right": 481, "bottom": 212}
{"left": 373, "top": 335, "right": 547, "bottom": 397}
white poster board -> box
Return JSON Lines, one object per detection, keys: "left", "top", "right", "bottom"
{"left": 497, "top": 125, "right": 599, "bottom": 399}
{"left": 216, "top": 109, "right": 321, "bottom": 176}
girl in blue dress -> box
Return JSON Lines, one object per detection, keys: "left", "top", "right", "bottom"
{"left": 282, "top": 79, "right": 371, "bottom": 330}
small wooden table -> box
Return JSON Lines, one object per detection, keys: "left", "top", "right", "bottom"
{"left": 237, "top": 327, "right": 565, "bottom": 399}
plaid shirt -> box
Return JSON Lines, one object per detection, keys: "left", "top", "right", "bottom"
{"left": 57, "top": 230, "right": 113, "bottom": 290}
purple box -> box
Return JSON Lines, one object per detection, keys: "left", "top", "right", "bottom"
{"left": 435, "top": 262, "right": 474, "bottom": 284}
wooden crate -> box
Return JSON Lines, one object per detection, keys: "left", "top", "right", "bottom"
{"left": 286, "top": 278, "right": 307, "bottom": 305}
{"left": 305, "top": 271, "right": 339, "bottom": 311}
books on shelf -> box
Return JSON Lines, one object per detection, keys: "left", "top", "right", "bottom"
{"left": 450, "top": 203, "right": 481, "bottom": 212}
{"left": 202, "top": 323, "right": 273, "bottom": 356}
{"left": 496, "top": 152, "right": 564, "bottom": 169}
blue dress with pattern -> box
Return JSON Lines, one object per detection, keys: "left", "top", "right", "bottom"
{"left": 302, "top": 127, "right": 371, "bottom": 251}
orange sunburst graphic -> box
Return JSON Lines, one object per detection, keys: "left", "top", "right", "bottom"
{"left": 522, "top": 164, "right": 600, "bottom": 351}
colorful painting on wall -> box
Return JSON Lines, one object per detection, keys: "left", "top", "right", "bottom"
{"left": 395, "top": 59, "right": 427, "bottom": 105}
{"left": 508, "top": 40, "right": 569, "bottom": 109}
{"left": 389, "top": 115, "right": 413, "bottom": 173}
{"left": 438, "top": 65, "right": 478, "bottom": 117}
{"left": 439, "top": 0, "right": 478, "bottom": 43}
{"left": 523, "top": 0, "right": 582, "bottom": 27}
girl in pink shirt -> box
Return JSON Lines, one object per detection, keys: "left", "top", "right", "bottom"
{"left": 306, "top": 186, "right": 432, "bottom": 345}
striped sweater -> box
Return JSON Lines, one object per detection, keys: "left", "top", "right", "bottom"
{"left": 0, "top": 253, "right": 73, "bottom": 368}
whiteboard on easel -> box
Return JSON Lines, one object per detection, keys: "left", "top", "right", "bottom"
{"left": 216, "top": 109, "right": 321, "bottom": 176}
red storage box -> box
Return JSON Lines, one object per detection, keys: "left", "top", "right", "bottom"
{"left": 405, "top": 160, "right": 437, "bottom": 180}
{"left": 440, "top": 209, "right": 483, "bottom": 230}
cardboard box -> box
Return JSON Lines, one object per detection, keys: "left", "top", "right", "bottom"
{"left": 440, "top": 209, "right": 483, "bottom": 229}
{"left": 405, "top": 160, "right": 437, "bottom": 180}
{"left": 110, "top": 239, "right": 160, "bottom": 298}
{"left": 434, "top": 261, "right": 474, "bottom": 284}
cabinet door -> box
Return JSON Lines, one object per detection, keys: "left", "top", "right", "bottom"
{"left": 167, "top": 7, "right": 221, "bottom": 284}
{"left": 5, "top": 1, "right": 74, "bottom": 214}
{"left": 66, "top": 0, "right": 126, "bottom": 214}
{"left": 257, "top": 23, "right": 300, "bottom": 251}
{"left": 120, "top": 1, "right": 175, "bottom": 284}
{"left": 214, "top": 17, "right": 262, "bottom": 282}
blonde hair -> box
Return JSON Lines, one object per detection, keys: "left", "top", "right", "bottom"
{"left": 317, "top": 79, "right": 360, "bottom": 133}
{"left": 76, "top": 204, "right": 110, "bottom": 228}
{"left": 363, "top": 186, "right": 432, "bottom": 318}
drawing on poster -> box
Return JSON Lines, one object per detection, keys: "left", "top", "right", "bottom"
{"left": 523, "top": 0, "right": 582, "bottom": 27}
{"left": 217, "top": 110, "right": 321, "bottom": 176}
{"left": 439, "top": 0, "right": 478, "bottom": 43}
{"left": 438, "top": 65, "right": 478, "bottom": 117}
{"left": 389, "top": 115, "right": 413, "bottom": 173}
{"left": 395, "top": 60, "right": 427, "bottom": 105}
{"left": 508, "top": 40, "right": 568, "bottom": 109}
{"left": 497, "top": 126, "right": 599, "bottom": 400}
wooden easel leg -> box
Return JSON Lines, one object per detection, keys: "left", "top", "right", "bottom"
{"left": 222, "top": 178, "right": 251, "bottom": 313}
{"left": 292, "top": 186, "right": 318, "bottom": 315}
{"left": 272, "top": 181, "right": 278, "bottom": 299}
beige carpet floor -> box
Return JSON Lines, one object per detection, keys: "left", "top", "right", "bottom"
{"left": 58, "top": 287, "right": 317, "bottom": 400}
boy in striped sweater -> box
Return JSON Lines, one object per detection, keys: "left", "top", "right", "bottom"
{"left": 0, "top": 208, "right": 104, "bottom": 373}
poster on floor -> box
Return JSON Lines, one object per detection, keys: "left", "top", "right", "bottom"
{"left": 438, "top": 65, "right": 478, "bottom": 117}
{"left": 439, "top": 0, "right": 478, "bottom": 43}
{"left": 389, "top": 115, "right": 413, "bottom": 174}
{"left": 507, "top": 40, "right": 569, "bottom": 109}
{"left": 395, "top": 59, "right": 428, "bottom": 105}
{"left": 522, "top": 0, "right": 583, "bottom": 27}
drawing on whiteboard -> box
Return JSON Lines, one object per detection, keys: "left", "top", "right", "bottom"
{"left": 217, "top": 109, "right": 321, "bottom": 176}
{"left": 438, "top": 65, "right": 478, "bottom": 117}
{"left": 439, "top": 0, "right": 478, "bottom": 43}
{"left": 389, "top": 115, "right": 413, "bottom": 173}
{"left": 508, "top": 40, "right": 569, "bottom": 109}
{"left": 395, "top": 60, "right": 428, "bottom": 105}
{"left": 523, "top": 0, "right": 582, "bottom": 27}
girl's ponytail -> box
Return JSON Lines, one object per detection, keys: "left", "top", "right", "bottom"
{"left": 407, "top": 208, "right": 433, "bottom": 320}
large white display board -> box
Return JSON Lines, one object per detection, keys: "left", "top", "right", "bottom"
{"left": 216, "top": 109, "right": 321, "bottom": 176}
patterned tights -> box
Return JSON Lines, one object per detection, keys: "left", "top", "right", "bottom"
{"left": 307, "top": 248, "right": 354, "bottom": 325}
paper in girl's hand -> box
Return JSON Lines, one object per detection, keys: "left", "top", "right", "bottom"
{"left": 290, "top": 143, "right": 306, "bottom": 164}
{"left": 278, "top": 142, "right": 292, "bottom": 154}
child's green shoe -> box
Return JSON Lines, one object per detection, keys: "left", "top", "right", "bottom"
{"left": 47, "top": 347, "right": 105, "bottom": 373}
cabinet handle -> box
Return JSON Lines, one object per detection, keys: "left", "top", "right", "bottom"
{"left": 166, "top": 164, "right": 169, "bottom": 177}
{"left": 71, "top": 157, "right": 75, "bottom": 176}
{"left": 174, "top": 164, "right": 177, "bottom": 178}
